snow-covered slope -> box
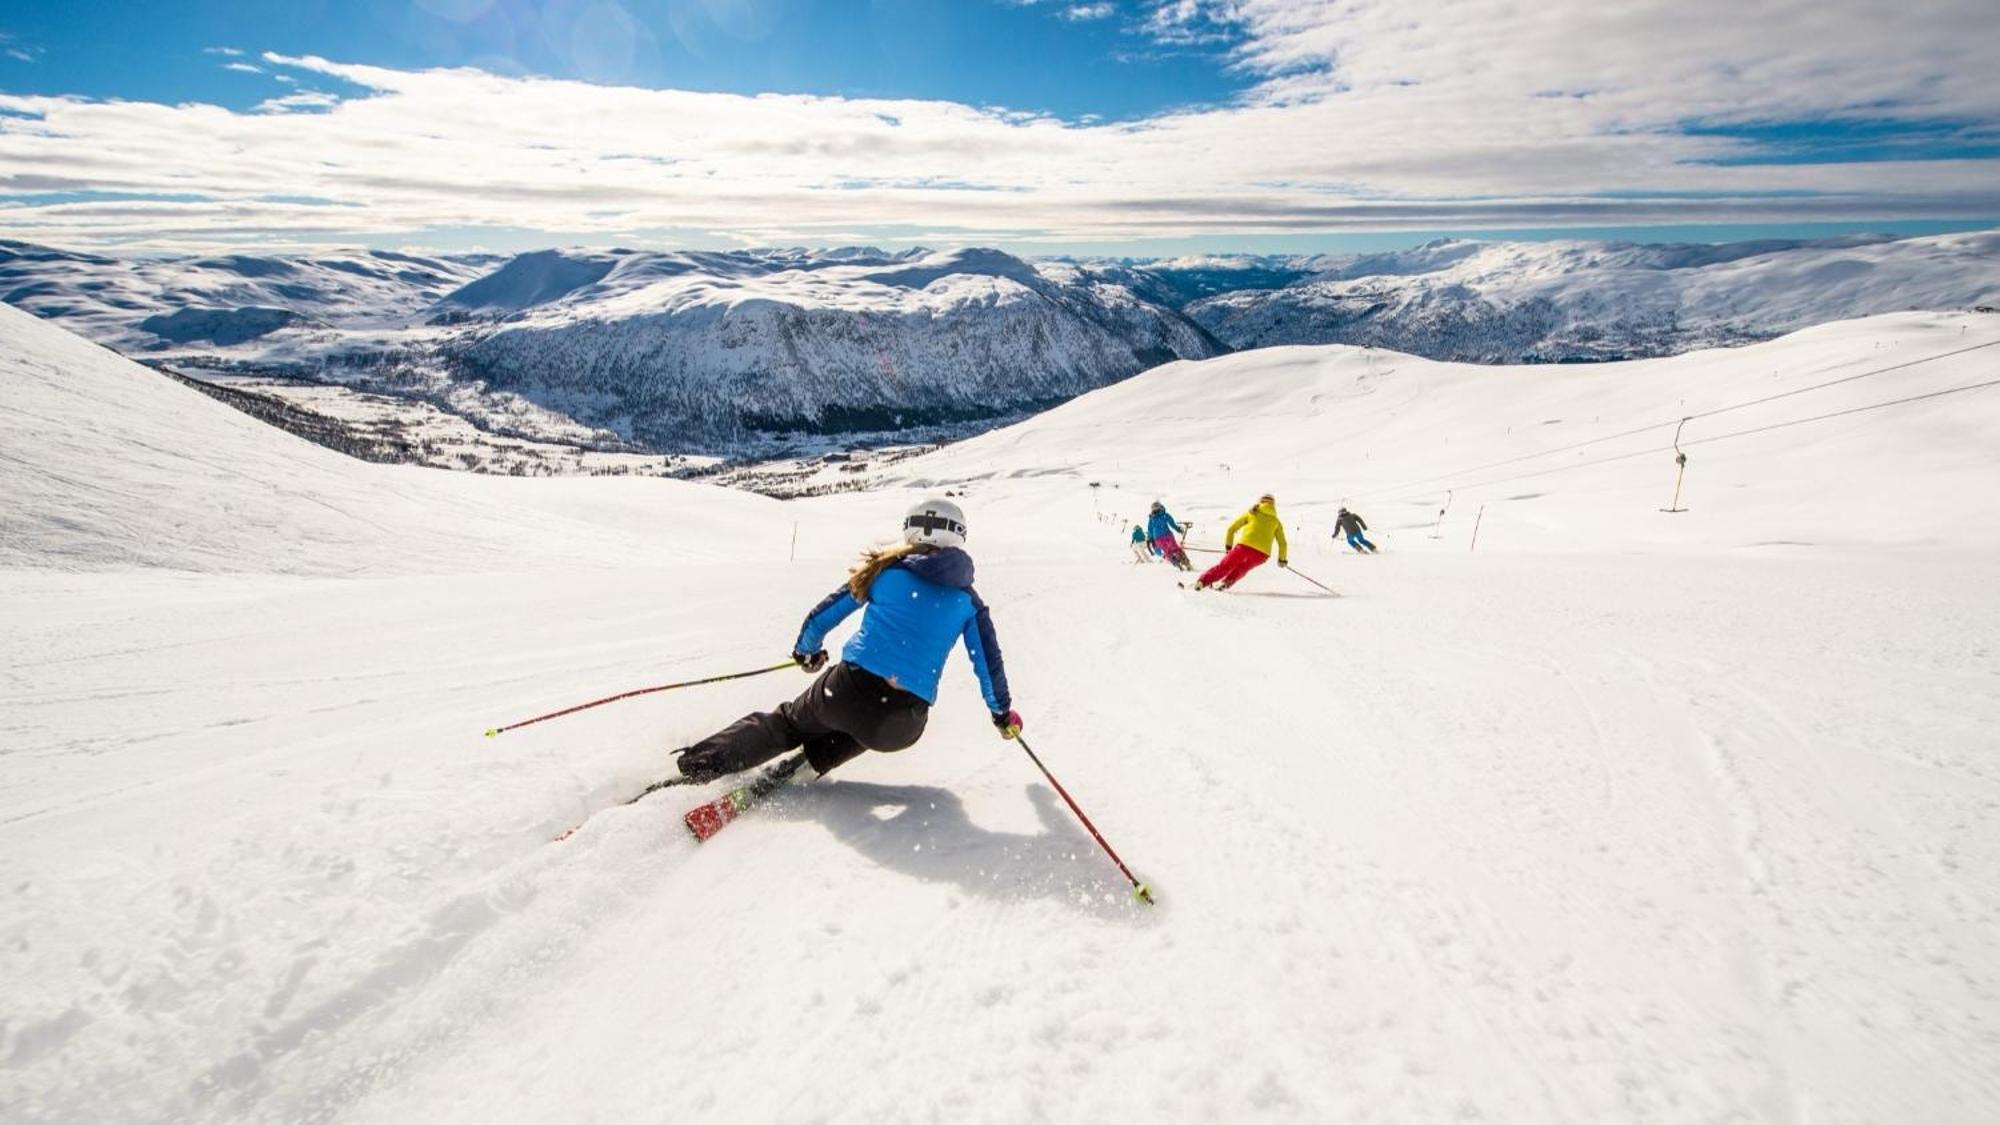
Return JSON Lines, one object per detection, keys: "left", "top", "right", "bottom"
{"left": 5, "top": 304, "right": 1998, "bottom": 1124}
{"left": 0, "top": 303, "right": 774, "bottom": 574}
{"left": 891, "top": 309, "right": 2000, "bottom": 553}
{"left": 1188, "top": 230, "right": 2000, "bottom": 361}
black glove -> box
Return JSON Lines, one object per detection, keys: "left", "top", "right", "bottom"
{"left": 991, "top": 709, "right": 1023, "bottom": 740}
{"left": 1278, "top": 558, "right": 1289, "bottom": 568}
{"left": 793, "top": 649, "right": 828, "bottom": 672}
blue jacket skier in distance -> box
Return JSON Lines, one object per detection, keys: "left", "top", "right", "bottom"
{"left": 675, "top": 497, "right": 1021, "bottom": 783}
{"left": 1145, "top": 500, "right": 1194, "bottom": 571}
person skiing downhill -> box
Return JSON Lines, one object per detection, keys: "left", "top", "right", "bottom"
{"left": 1334, "top": 506, "right": 1377, "bottom": 553}
{"left": 1129, "top": 524, "right": 1153, "bottom": 563}
{"left": 674, "top": 498, "right": 1021, "bottom": 784}
{"left": 1193, "top": 494, "right": 1289, "bottom": 590}
{"left": 1146, "top": 501, "right": 1193, "bottom": 571}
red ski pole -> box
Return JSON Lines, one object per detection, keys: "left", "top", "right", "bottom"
{"left": 484, "top": 660, "right": 795, "bottom": 737}
{"left": 1016, "top": 735, "right": 1155, "bottom": 905}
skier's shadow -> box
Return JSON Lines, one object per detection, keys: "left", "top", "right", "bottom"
{"left": 764, "top": 781, "right": 1153, "bottom": 922}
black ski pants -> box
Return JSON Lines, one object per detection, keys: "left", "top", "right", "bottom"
{"left": 679, "top": 662, "right": 929, "bottom": 778}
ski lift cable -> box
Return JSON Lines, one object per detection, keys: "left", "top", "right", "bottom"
{"left": 1354, "top": 337, "right": 2000, "bottom": 502}
{"left": 1435, "top": 374, "right": 2000, "bottom": 496}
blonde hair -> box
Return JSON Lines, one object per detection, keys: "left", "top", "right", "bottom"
{"left": 848, "top": 542, "right": 934, "bottom": 601}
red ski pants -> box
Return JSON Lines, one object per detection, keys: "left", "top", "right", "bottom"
{"left": 1198, "top": 544, "right": 1268, "bottom": 587}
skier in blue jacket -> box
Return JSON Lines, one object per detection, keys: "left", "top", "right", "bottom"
{"left": 1146, "top": 501, "right": 1193, "bottom": 571}
{"left": 675, "top": 497, "right": 1021, "bottom": 783}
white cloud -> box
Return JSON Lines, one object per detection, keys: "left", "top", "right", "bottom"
{"left": 0, "top": 3, "right": 1994, "bottom": 252}
{"left": 255, "top": 90, "right": 342, "bottom": 113}
{"left": 203, "top": 46, "right": 245, "bottom": 57}
{"left": 223, "top": 62, "right": 263, "bottom": 74}
{"left": 1209, "top": 0, "right": 1999, "bottom": 124}
{"left": 1141, "top": 0, "right": 1240, "bottom": 46}
{"left": 1061, "top": 3, "right": 1117, "bottom": 19}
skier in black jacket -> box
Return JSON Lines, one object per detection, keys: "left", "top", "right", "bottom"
{"left": 1334, "top": 507, "right": 1377, "bottom": 553}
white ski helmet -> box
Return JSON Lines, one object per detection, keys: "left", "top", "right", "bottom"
{"left": 902, "top": 497, "right": 968, "bottom": 549}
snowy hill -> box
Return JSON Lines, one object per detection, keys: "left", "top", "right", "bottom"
{"left": 0, "top": 303, "right": 773, "bottom": 574}
{"left": 1187, "top": 230, "right": 2000, "bottom": 361}
{"left": 889, "top": 309, "right": 2000, "bottom": 553}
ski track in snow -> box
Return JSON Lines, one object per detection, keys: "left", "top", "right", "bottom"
{"left": 4, "top": 305, "right": 2000, "bottom": 1123}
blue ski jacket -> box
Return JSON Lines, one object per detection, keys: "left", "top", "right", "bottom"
{"left": 794, "top": 547, "right": 1011, "bottom": 713}
{"left": 1146, "top": 507, "right": 1184, "bottom": 540}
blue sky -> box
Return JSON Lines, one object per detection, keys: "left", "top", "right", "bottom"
{"left": 1, "top": 0, "right": 1995, "bottom": 255}
{"left": 0, "top": 1, "right": 1246, "bottom": 120}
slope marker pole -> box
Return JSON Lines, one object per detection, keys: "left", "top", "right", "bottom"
{"left": 1661, "top": 417, "right": 1691, "bottom": 513}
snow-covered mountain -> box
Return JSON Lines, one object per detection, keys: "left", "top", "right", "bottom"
{"left": 1051, "top": 252, "right": 1336, "bottom": 307}
{"left": 1, "top": 241, "right": 1222, "bottom": 452}
{"left": 0, "top": 240, "right": 496, "bottom": 349}
{"left": 1186, "top": 230, "right": 2000, "bottom": 361}
{"left": 448, "top": 246, "right": 1223, "bottom": 447}
{"left": 4, "top": 231, "right": 1995, "bottom": 460}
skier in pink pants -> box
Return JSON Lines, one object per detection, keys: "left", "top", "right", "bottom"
{"left": 1145, "top": 501, "right": 1193, "bottom": 571}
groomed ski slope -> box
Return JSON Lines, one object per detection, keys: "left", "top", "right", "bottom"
{"left": 3, "top": 303, "right": 1997, "bottom": 1124}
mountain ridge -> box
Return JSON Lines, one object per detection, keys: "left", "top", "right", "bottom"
{"left": 2, "top": 230, "right": 1993, "bottom": 457}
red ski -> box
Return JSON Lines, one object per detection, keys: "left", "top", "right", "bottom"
{"left": 684, "top": 754, "right": 809, "bottom": 841}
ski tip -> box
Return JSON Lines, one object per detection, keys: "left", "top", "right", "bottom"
{"left": 684, "top": 801, "right": 735, "bottom": 841}
{"left": 1133, "top": 882, "right": 1156, "bottom": 905}
{"left": 483, "top": 728, "right": 500, "bottom": 738}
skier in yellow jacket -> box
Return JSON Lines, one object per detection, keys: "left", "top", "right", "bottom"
{"left": 1193, "top": 494, "right": 1288, "bottom": 590}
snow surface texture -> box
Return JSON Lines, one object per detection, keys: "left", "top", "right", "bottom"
{"left": 1187, "top": 230, "right": 2000, "bottom": 362}
{"left": 3, "top": 304, "right": 1998, "bottom": 1123}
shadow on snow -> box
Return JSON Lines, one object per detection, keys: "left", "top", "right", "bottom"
{"left": 763, "top": 781, "right": 1154, "bottom": 923}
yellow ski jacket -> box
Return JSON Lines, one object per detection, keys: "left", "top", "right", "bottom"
{"left": 1224, "top": 500, "right": 1288, "bottom": 562}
